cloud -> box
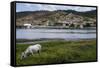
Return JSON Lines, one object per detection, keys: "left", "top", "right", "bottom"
{"left": 16, "top": 3, "right": 96, "bottom": 12}
{"left": 70, "top": 6, "right": 96, "bottom": 12}
{"left": 24, "top": 3, "right": 32, "bottom": 7}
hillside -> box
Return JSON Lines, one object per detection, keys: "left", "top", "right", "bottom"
{"left": 16, "top": 10, "right": 96, "bottom": 28}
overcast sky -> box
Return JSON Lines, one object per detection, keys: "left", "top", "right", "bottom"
{"left": 16, "top": 3, "right": 96, "bottom": 12}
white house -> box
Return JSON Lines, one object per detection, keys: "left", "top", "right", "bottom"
{"left": 23, "top": 23, "right": 32, "bottom": 28}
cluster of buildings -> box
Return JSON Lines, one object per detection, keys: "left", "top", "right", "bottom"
{"left": 22, "top": 19, "right": 96, "bottom": 29}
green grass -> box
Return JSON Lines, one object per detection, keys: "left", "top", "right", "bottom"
{"left": 16, "top": 40, "right": 97, "bottom": 65}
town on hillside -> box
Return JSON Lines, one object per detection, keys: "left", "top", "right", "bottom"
{"left": 16, "top": 10, "right": 96, "bottom": 29}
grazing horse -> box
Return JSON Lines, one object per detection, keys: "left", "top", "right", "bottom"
{"left": 21, "top": 44, "right": 41, "bottom": 59}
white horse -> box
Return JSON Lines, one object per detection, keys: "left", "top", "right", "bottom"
{"left": 21, "top": 44, "right": 41, "bottom": 59}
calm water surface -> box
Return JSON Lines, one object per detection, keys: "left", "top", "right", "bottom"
{"left": 16, "top": 29, "right": 96, "bottom": 40}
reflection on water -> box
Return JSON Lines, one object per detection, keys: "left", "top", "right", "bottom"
{"left": 16, "top": 29, "right": 96, "bottom": 40}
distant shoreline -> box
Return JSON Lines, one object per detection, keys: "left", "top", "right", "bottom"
{"left": 16, "top": 26, "right": 96, "bottom": 30}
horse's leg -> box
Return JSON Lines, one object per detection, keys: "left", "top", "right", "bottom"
{"left": 30, "top": 51, "right": 34, "bottom": 56}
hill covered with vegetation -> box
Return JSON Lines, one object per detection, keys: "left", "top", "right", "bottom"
{"left": 16, "top": 10, "right": 96, "bottom": 28}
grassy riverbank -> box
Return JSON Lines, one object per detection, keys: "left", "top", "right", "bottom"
{"left": 16, "top": 39, "right": 97, "bottom": 65}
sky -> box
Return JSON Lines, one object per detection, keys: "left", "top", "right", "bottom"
{"left": 16, "top": 3, "right": 96, "bottom": 12}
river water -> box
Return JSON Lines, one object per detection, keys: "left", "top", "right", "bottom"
{"left": 16, "top": 29, "right": 96, "bottom": 40}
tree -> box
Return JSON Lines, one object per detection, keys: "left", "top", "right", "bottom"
{"left": 84, "top": 23, "right": 91, "bottom": 27}
{"left": 70, "top": 23, "right": 75, "bottom": 28}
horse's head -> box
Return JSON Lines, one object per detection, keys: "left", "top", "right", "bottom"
{"left": 21, "top": 52, "right": 27, "bottom": 60}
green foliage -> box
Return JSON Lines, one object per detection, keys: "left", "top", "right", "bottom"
{"left": 83, "top": 17, "right": 89, "bottom": 21}
{"left": 16, "top": 40, "right": 96, "bottom": 65}
{"left": 70, "top": 24, "right": 75, "bottom": 28}
{"left": 84, "top": 23, "right": 91, "bottom": 27}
